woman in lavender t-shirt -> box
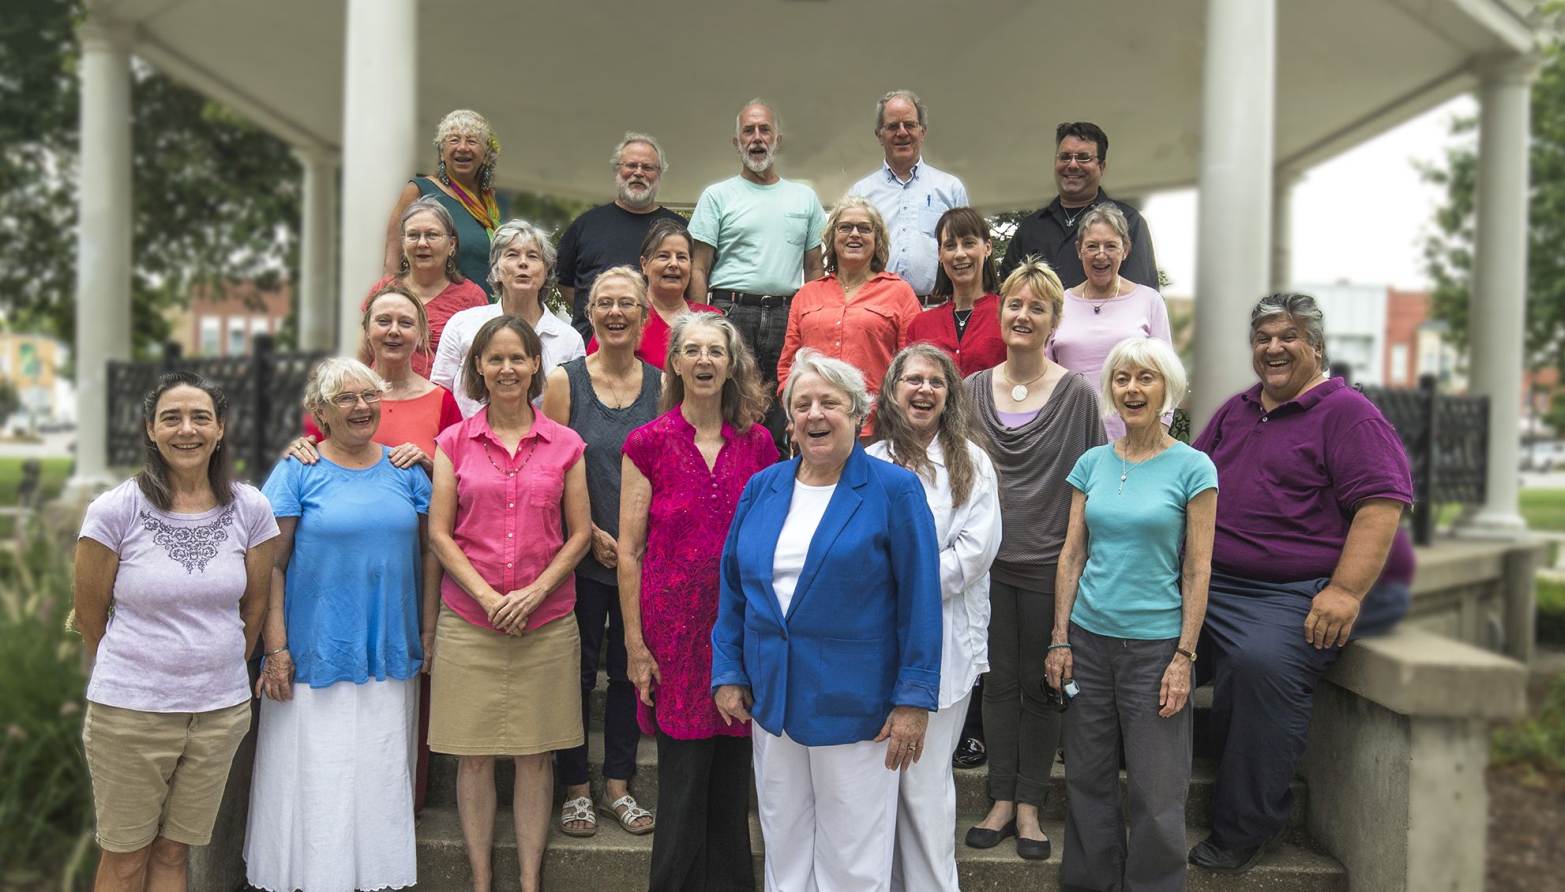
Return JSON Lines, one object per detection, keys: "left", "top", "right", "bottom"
{"left": 1047, "top": 203, "right": 1173, "bottom": 440}
{"left": 75, "top": 372, "right": 279, "bottom": 890}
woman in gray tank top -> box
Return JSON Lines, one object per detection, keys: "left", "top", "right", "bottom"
{"left": 541, "top": 266, "right": 663, "bottom": 837}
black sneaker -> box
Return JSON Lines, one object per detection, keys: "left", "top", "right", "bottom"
{"left": 952, "top": 736, "right": 986, "bottom": 769}
{"left": 1187, "top": 834, "right": 1276, "bottom": 874}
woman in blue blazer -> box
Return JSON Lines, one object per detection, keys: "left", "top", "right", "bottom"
{"left": 712, "top": 348, "right": 943, "bottom": 892}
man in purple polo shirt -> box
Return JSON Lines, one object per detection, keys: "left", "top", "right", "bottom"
{"left": 1188, "top": 292, "right": 1415, "bottom": 874}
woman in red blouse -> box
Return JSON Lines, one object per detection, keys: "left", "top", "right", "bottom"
{"left": 587, "top": 219, "right": 720, "bottom": 369}
{"left": 777, "top": 196, "right": 920, "bottom": 434}
{"left": 365, "top": 197, "right": 489, "bottom": 377}
{"left": 907, "top": 207, "right": 1006, "bottom": 378}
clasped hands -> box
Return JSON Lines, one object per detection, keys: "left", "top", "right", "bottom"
{"left": 481, "top": 583, "right": 547, "bottom": 635}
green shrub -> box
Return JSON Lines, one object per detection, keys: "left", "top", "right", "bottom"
{"left": 0, "top": 531, "right": 94, "bottom": 890}
{"left": 1492, "top": 672, "right": 1565, "bottom": 777}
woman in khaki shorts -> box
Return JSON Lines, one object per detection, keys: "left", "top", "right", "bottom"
{"left": 429, "top": 313, "right": 593, "bottom": 892}
{"left": 74, "top": 372, "right": 279, "bottom": 891}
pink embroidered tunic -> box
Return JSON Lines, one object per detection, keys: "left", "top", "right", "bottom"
{"left": 435, "top": 409, "right": 586, "bottom": 633}
{"left": 622, "top": 409, "right": 776, "bottom": 739}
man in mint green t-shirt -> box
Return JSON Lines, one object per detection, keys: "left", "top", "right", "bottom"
{"left": 688, "top": 99, "right": 827, "bottom": 409}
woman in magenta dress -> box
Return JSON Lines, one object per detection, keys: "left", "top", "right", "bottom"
{"left": 617, "top": 312, "right": 774, "bottom": 891}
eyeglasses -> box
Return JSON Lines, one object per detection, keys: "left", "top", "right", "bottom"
{"left": 403, "top": 230, "right": 449, "bottom": 244}
{"left": 1056, "top": 152, "right": 1099, "bottom": 165}
{"left": 619, "top": 162, "right": 660, "bottom": 175}
{"left": 330, "top": 390, "right": 385, "bottom": 409}
{"left": 899, "top": 375, "right": 947, "bottom": 391}
{"left": 878, "top": 120, "right": 923, "bottom": 134}
{"left": 1081, "top": 241, "right": 1123, "bottom": 256}
{"left": 835, "top": 222, "right": 875, "bottom": 236}
{"left": 680, "top": 344, "right": 729, "bottom": 360}
{"left": 592, "top": 298, "right": 642, "bottom": 312}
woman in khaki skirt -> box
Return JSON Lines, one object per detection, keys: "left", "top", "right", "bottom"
{"left": 428, "top": 313, "right": 592, "bottom": 892}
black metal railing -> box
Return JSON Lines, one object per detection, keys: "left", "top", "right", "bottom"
{"left": 1356, "top": 372, "right": 1488, "bottom": 546}
{"left": 107, "top": 336, "right": 327, "bottom": 484}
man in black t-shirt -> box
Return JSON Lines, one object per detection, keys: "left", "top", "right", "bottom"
{"left": 998, "top": 121, "right": 1159, "bottom": 290}
{"left": 557, "top": 132, "right": 686, "bottom": 340}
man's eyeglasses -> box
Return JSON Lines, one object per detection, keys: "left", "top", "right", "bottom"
{"left": 1056, "top": 152, "right": 1098, "bottom": 165}
{"left": 619, "top": 162, "right": 660, "bottom": 175}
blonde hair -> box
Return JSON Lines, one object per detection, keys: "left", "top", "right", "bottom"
{"left": 821, "top": 195, "right": 890, "bottom": 274}
{"left": 998, "top": 256, "right": 1065, "bottom": 322}
{"left": 1099, "top": 337, "right": 1187, "bottom": 418}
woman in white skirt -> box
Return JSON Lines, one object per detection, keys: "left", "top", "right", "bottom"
{"left": 869, "top": 344, "right": 1003, "bottom": 890}
{"left": 245, "top": 357, "right": 437, "bottom": 891}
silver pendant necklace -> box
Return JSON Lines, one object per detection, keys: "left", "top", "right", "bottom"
{"left": 1002, "top": 364, "right": 1049, "bottom": 403}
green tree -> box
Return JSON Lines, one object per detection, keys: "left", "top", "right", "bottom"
{"left": 0, "top": 0, "right": 302, "bottom": 355}
{"left": 1420, "top": 29, "right": 1565, "bottom": 380}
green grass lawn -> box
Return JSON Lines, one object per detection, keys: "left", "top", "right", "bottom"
{"left": 1521, "top": 488, "right": 1565, "bottom": 534}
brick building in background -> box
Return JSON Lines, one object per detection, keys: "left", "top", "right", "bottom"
{"left": 164, "top": 281, "right": 292, "bottom": 357}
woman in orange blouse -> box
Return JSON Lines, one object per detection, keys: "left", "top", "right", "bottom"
{"left": 777, "top": 196, "right": 920, "bottom": 434}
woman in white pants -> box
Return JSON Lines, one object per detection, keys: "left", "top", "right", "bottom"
{"left": 713, "top": 350, "right": 944, "bottom": 892}
{"left": 870, "top": 344, "right": 1002, "bottom": 890}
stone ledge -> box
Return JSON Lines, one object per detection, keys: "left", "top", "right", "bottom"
{"left": 1324, "top": 626, "right": 1527, "bottom": 721}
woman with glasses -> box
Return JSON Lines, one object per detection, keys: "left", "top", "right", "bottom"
{"left": 245, "top": 358, "right": 436, "bottom": 892}
{"left": 777, "top": 195, "right": 920, "bottom": 435}
{"left": 368, "top": 197, "right": 489, "bottom": 378}
{"left": 384, "top": 109, "right": 504, "bottom": 298}
{"left": 868, "top": 344, "right": 1002, "bottom": 891}
{"left": 586, "top": 219, "right": 721, "bottom": 369}
{"left": 542, "top": 267, "right": 663, "bottom": 839}
{"left": 1048, "top": 203, "right": 1173, "bottom": 439}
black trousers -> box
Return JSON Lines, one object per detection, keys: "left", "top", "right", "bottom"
{"left": 649, "top": 732, "right": 756, "bottom": 892}
{"left": 710, "top": 295, "right": 790, "bottom": 453}
{"left": 557, "top": 576, "right": 638, "bottom": 785}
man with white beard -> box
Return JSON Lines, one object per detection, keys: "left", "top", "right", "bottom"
{"left": 688, "top": 99, "right": 826, "bottom": 442}
{"left": 557, "top": 132, "right": 686, "bottom": 340}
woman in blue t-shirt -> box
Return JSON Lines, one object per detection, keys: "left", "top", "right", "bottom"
{"left": 1045, "top": 337, "right": 1217, "bottom": 892}
{"left": 244, "top": 357, "right": 435, "bottom": 892}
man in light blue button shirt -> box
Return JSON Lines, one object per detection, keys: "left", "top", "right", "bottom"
{"left": 848, "top": 90, "right": 969, "bottom": 304}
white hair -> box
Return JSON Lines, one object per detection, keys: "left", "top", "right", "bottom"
{"left": 1099, "top": 337, "right": 1187, "bottom": 418}
{"left": 782, "top": 348, "right": 873, "bottom": 423}
{"left": 304, "top": 357, "right": 387, "bottom": 435}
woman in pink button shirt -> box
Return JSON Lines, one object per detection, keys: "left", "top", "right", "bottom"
{"left": 427, "top": 314, "right": 592, "bottom": 892}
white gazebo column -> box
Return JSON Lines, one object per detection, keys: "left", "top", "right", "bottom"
{"left": 1191, "top": 0, "right": 1276, "bottom": 429}
{"left": 337, "top": 0, "right": 417, "bottom": 356}
{"left": 1459, "top": 55, "right": 1537, "bottom": 535}
{"left": 69, "top": 20, "right": 134, "bottom": 493}
{"left": 1271, "top": 168, "right": 1300, "bottom": 293}
{"left": 295, "top": 147, "right": 338, "bottom": 351}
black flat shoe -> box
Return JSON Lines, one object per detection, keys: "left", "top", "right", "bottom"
{"left": 964, "top": 819, "right": 1016, "bottom": 849}
{"left": 1188, "top": 835, "right": 1272, "bottom": 873}
{"left": 1016, "top": 833, "right": 1052, "bottom": 861}
{"left": 952, "top": 736, "right": 987, "bottom": 769}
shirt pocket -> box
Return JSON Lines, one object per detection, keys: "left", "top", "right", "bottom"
{"left": 785, "top": 211, "right": 816, "bottom": 247}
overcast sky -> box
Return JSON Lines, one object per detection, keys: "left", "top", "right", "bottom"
{"left": 1140, "top": 95, "right": 1477, "bottom": 297}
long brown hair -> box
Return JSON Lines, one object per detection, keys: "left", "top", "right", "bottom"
{"left": 929, "top": 208, "right": 999, "bottom": 301}
{"left": 137, "top": 372, "right": 235, "bottom": 511}
{"left": 660, "top": 313, "right": 769, "bottom": 432}
{"left": 872, "top": 344, "right": 988, "bottom": 508}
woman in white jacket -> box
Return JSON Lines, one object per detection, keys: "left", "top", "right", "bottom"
{"left": 869, "top": 342, "right": 1003, "bottom": 891}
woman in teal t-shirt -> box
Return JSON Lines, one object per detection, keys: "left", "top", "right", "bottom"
{"left": 1045, "top": 337, "right": 1217, "bottom": 892}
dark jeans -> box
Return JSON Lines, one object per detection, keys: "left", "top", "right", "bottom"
{"left": 557, "top": 575, "right": 638, "bottom": 786}
{"left": 1197, "top": 573, "right": 1409, "bottom": 850}
{"left": 982, "top": 575, "right": 1061, "bottom": 808}
{"left": 710, "top": 295, "right": 790, "bottom": 451}
{"left": 1060, "top": 624, "right": 1190, "bottom": 892}
{"left": 650, "top": 732, "right": 755, "bottom": 892}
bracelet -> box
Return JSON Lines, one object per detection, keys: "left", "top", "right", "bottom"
{"left": 264, "top": 645, "right": 289, "bottom": 657}
{"left": 1175, "top": 647, "right": 1197, "bottom": 662}
{"left": 1047, "top": 642, "right": 1072, "bottom": 651}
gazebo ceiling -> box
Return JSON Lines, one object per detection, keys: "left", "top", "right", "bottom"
{"left": 106, "top": 0, "right": 1533, "bottom": 208}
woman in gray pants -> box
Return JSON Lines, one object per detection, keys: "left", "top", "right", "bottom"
{"left": 962, "top": 258, "right": 1105, "bottom": 861}
{"left": 1046, "top": 336, "right": 1217, "bottom": 891}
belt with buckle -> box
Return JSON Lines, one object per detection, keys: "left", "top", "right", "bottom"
{"left": 710, "top": 290, "right": 792, "bottom": 308}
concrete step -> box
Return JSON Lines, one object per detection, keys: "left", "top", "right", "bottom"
{"left": 424, "top": 732, "right": 1310, "bottom": 843}
{"left": 413, "top": 806, "right": 1345, "bottom": 891}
